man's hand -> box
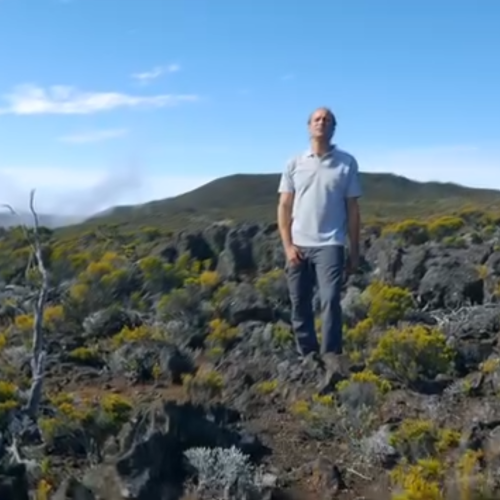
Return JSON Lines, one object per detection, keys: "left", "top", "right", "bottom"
{"left": 346, "top": 251, "right": 359, "bottom": 275}
{"left": 285, "top": 244, "right": 302, "bottom": 266}
{"left": 346, "top": 197, "right": 360, "bottom": 280}
{"left": 344, "top": 251, "right": 359, "bottom": 283}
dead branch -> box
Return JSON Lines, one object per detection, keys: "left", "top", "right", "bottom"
{"left": 5, "top": 437, "right": 38, "bottom": 472}
{"left": 2, "top": 189, "right": 48, "bottom": 418}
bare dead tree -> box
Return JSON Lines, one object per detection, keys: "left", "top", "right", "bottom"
{"left": 2, "top": 189, "right": 48, "bottom": 419}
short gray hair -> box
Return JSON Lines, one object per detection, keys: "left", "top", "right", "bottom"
{"left": 307, "top": 107, "right": 337, "bottom": 126}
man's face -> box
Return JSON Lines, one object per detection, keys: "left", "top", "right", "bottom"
{"left": 308, "top": 108, "right": 335, "bottom": 140}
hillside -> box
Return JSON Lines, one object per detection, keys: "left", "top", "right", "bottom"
{"left": 1, "top": 210, "right": 500, "bottom": 499}
{"left": 78, "top": 172, "right": 500, "bottom": 231}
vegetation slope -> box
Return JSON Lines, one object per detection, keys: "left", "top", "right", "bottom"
{"left": 72, "top": 172, "right": 500, "bottom": 232}
{"left": 0, "top": 202, "right": 500, "bottom": 499}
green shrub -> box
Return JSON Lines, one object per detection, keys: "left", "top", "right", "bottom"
{"left": 365, "top": 282, "right": 413, "bottom": 326}
{"left": 369, "top": 325, "right": 455, "bottom": 383}
{"left": 382, "top": 220, "right": 429, "bottom": 245}
{"left": 428, "top": 216, "right": 465, "bottom": 240}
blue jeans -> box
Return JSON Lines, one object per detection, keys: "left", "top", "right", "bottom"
{"left": 286, "top": 245, "right": 345, "bottom": 355}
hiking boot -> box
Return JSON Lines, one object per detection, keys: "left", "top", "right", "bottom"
{"left": 317, "top": 352, "right": 349, "bottom": 394}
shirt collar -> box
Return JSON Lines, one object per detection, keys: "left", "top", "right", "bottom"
{"left": 304, "top": 143, "right": 336, "bottom": 158}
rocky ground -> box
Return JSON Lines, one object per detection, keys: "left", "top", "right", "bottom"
{"left": 1, "top": 211, "right": 500, "bottom": 499}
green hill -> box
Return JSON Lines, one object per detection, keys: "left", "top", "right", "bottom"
{"left": 74, "top": 172, "right": 500, "bottom": 232}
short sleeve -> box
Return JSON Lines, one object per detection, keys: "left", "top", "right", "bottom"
{"left": 346, "top": 157, "right": 362, "bottom": 198}
{"left": 278, "top": 158, "right": 295, "bottom": 193}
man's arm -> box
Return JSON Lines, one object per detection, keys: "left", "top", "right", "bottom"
{"left": 278, "top": 192, "right": 294, "bottom": 249}
{"left": 277, "top": 159, "right": 295, "bottom": 250}
{"left": 346, "top": 158, "right": 362, "bottom": 267}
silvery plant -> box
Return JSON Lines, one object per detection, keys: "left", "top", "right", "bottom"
{"left": 184, "top": 446, "right": 269, "bottom": 499}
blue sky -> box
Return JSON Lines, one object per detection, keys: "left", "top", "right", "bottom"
{"left": 0, "top": 0, "right": 499, "bottom": 215}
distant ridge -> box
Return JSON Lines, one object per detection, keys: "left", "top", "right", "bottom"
{"left": 67, "top": 171, "right": 500, "bottom": 231}
{"left": 0, "top": 211, "right": 83, "bottom": 229}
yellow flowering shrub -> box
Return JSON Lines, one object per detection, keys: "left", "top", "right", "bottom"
{"left": 390, "top": 457, "right": 445, "bottom": 500}
{"left": 111, "top": 324, "right": 163, "bottom": 347}
{"left": 428, "top": 216, "right": 465, "bottom": 240}
{"left": 480, "top": 357, "right": 500, "bottom": 374}
{"left": 0, "top": 399, "right": 19, "bottom": 419}
{"left": 389, "top": 442, "right": 483, "bottom": 499}
{"left": 99, "top": 268, "right": 129, "bottom": 290}
{"left": 69, "top": 282, "right": 90, "bottom": 302}
{"left": 442, "top": 235, "right": 467, "bottom": 248}
{"left": 43, "top": 305, "right": 64, "bottom": 330}
{"left": 12, "top": 305, "right": 64, "bottom": 335}
{"left": 337, "top": 370, "right": 391, "bottom": 395}
{"left": 255, "top": 380, "right": 278, "bottom": 395}
{"left": 68, "top": 251, "right": 91, "bottom": 272}
{"left": 198, "top": 270, "right": 221, "bottom": 288}
{"left": 100, "top": 393, "right": 132, "bottom": 424}
{"left": 0, "top": 332, "right": 6, "bottom": 351}
{"left": 35, "top": 478, "right": 52, "bottom": 500}
{"left": 138, "top": 255, "right": 164, "bottom": 280}
{"left": 0, "top": 380, "right": 19, "bottom": 419}
{"left": 206, "top": 318, "right": 238, "bottom": 349}
{"left": 271, "top": 323, "right": 294, "bottom": 347}
{"left": 40, "top": 390, "right": 133, "bottom": 446}
{"left": 436, "top": 428, "right": 461, "bottom": 453}
{"left": 68, "top": 346, "right": 100, "bottom": 364}
{"left": 14, "top": 313, "right": 34, "bottom": 333}
{"left": 369, "top": 325, "right": 455, "bottom": 382}
{"left": 289, "top": 394, "right": 343, "bottom": 440}
{"left": 254, "top": 269, "right": 287, "bottom": 304}
{"left": 144, "top": 253, "right": 205, "bottom": 290}
{"left": 183, "top": 369, "right": 224, "bottom": 401}
{"left": 365, "top": 282, "right": 413, "bottom": 326}
{"left": 311, "top": 393, "right": 335, "bottom": 407}
{"left": 86, "top": 261, "right": 114, "bottom": 278}
{"left": 0, "top": 381, "right": 17, "bottom": 401}
{"left": 157, "top": 288, "right": 198, "bottom": 320}
{"left": 455, "top": 449, "right": 486, "bottom": 498}
{"left": 185, "top": 270, "right": 221, "bottom": 289}
{"left": 345, "top": 318, "right": 373, "bottom": 352}
{"left": 477, "top": 264, "right": 489, "bottom": 280}
{"left": 390, "top": 419, "right": 460, "bottom": 460}
{"left": 48, "top": 392, "right": 93, "bottom": 422}
{"left": 39, "top": 393, "right": 93, "bottom": 444}
{"left": 74, "top": 251, "right": 129, "bottom": 293}
{"left": 290, "top": 399, "right": 312, "bottom": 419}
{"left": 456, "top": 207, "right": 491, "bottom": 226}
{"left": 291, "top": 394, "right": 335, "bottom": 418}
{"left": 211, "top": 282, "right": 235, "bottom": 312}
{"left": 382, "top": 219, "right": 429, "bottom": 245}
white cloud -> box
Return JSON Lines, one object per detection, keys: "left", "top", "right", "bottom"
{"left": 0, "top": 84, "right": 198, "bottom": 115}
{"left": 58, "top": 128, "right": 128, "bottom": 144}
{"left": 0, "top": 165, "right": 215, "bottom": 217}
{"left": 2, "top": 145, "right": 498, "bottom": 221}
{"left": 131, "top": 64, "right": 180, "bottom": 84}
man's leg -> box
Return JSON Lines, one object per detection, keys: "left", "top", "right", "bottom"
{"left": 286, "top": 251, "right": 319, "bottom": 355}
{"left": 312, "top": 245, "right": 345, "bottom": 354}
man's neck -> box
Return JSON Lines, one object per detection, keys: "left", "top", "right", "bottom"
{"left": 310, "top": 138, "right": 332, "bottom": 156}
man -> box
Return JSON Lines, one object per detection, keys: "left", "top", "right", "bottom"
{"left": 277, "top": 106, "right": 361, "bottom": 367}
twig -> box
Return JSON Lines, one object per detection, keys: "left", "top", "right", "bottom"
{"left": 347, "top": 467, "right": 372, "bottom": 481}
